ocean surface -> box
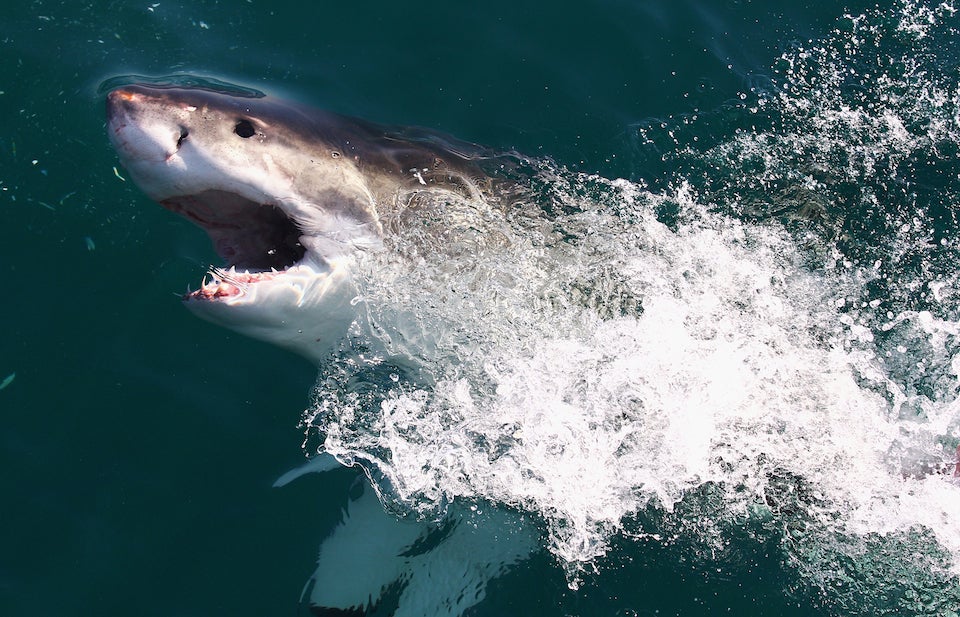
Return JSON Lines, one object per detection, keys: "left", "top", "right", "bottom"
{"left": 4, "top": 0, "right": 960, "bottom": 615}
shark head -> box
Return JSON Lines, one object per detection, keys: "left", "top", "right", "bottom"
{"left": 106, "top": 82, "right": 492, "bottom": 362}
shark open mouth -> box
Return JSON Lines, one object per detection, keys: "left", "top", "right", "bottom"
{"left": 161, "top": 189, "right": 309, "bottom": 300}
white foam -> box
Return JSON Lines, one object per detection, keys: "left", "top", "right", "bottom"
{"left": 309, "top": 178, "right": 959, "bottom": 581}
{"left": 305, "top": 0, "right": 960, "bottom": 601}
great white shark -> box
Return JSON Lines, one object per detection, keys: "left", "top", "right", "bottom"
{"left": 106, "top": 81, "right": 504, "bottom": 363}
{"left": 106, "top": 80, "right": 534, "bottom": 616}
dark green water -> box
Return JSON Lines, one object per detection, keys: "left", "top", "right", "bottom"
{"left": 4, "top": 1, "right": 960, "bottom": 616}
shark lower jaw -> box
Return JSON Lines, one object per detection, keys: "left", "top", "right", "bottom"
{"left": 186, "top": 264, "right": 315, "bottom": 303}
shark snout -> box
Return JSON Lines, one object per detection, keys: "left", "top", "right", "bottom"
{"left": 105, "top": 87, "right": 144, "bottom": 126}
{"left": 106, "top": 88, "right": 183, "bottom": 164}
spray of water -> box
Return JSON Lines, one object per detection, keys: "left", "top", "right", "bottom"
{"left": 303, "top": 0, "right": 960, "bottom": 609}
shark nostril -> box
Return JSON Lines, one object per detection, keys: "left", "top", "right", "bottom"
{"left": 176, "top": 127, "right": 189, "bottom": 149}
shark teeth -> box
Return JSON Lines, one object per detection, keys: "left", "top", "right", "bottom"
{"left": 209, "top": 266, "right": 250, "bottom": 290}
{"left": 184, "top": 265, "right": 281, "bottom": 301}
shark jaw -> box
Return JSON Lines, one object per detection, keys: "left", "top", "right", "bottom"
{"left": 106, "top": 84, "right": 377, "bottom": 362}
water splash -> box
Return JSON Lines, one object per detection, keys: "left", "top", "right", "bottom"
{"left": 304, "top": 0, "right": 960, "bottom": 609}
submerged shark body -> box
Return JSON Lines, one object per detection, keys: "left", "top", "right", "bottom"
{"left": 276, "top": 456, "right": 535, "bottom": 616}
{"left": 106, "top": 82, "right": 500, "bottom": 362}
{"left": 106, "top": 81, "right": 532, "bottom": 615}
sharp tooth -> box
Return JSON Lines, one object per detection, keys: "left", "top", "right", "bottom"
{"left": 201, "top": 274, "right": 208, "bottom": 287}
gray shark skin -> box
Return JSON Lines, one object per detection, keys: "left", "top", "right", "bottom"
{"left": 106, "top": 82, "right": 504, "bottom": 362}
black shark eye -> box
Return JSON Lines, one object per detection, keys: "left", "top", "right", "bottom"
{"left": 176, "top": 127, "right": 188, "bottom": 148}
{"left": 234, "top": 119, "right": 256, "bottom": 138}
